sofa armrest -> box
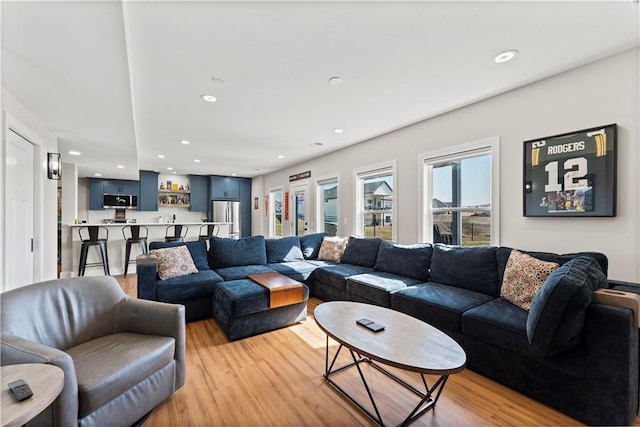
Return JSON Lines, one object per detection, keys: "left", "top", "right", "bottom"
{"left": 584, "top": 303, "right": 639, "bottom": 425}
{"left": 114, "top": 298, "right": 186, "bottom": 388}
{"left": 1, "top": 334, "right": 79, "bottom": 427}
{"left": 137, "top": 255, "right": 159, "bottom": 300}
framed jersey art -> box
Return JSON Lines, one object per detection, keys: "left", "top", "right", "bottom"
{"left": 523, "top": 124, "right": 617, "bottom": 217}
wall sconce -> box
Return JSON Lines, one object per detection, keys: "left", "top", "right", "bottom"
{"left": 47, "top": 152, "right": 61, "bottom": 180}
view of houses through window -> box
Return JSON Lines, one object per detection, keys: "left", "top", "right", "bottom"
{"left": 318, "top": 179, "right": 338, "bottom": 236}
{"left": 357, "top": 166, "right": 394, "bottom": 241}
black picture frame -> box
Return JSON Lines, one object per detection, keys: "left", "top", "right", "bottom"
{"left": 523, "top": 123, "right": 617, "bottom": 217}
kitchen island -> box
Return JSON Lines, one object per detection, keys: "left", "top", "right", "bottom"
{"left": 66, "top": 222, "right": 231, "bottom": 277}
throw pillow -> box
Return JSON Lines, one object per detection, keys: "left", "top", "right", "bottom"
{"left": 150, "top": 245, "right": 198, "bottom": 280}
{"left": 317, "top": 236, "right": 348, "bottom": 262}
{"left": 526, "top": 256, "right": 608, "bottom": 356}
{"left": 340, "top": 236, "right": 382, "bottom": 268}
{"left": 500, "top": 250, "right": 559, "bottom": 311}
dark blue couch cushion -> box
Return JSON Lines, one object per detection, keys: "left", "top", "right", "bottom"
{"left": 299, "top": 232, "right": 327, "bottom": 260}
{"left": 340, "top": 236, "right": 382, "bottom": 268}
{"left": 156, "top": 269, "right": 223, "bottom": 302}
{"left": 266, "top": 237, "right": 304, "bottom": 263}
{"left": 430, "top": 244, "right": 499, "bottom": 296}
{"left": 346, "top": 272, "right": 422, "bottom": 307}
{"left": 391, "top": 282, "right": 495, "bottom": 333}
{"left": 208, "top": 235, "right": 267, "bottom": 269}
{"left": 462, "top": 298, "right": 530, "bottom": 354}
{"left": 497, "top": 247, "right": 608, "bottom": 284}
{"left": 527, "top": 256, "right": 607, "bottom": 356}
{"left": 374, "top": 242, "right": 432, "bottom": 281}
{"left": 313, "top": 264, "right": 374, "bottom": 291}
{"left": 149, "top": 240, "right": 210, "bottom": 271}
{"left": 267, "top": 262, "right": 317, "bottom": 282}
{"left": 214, "top": 265, "right": 276, "bottom": 281}
{"left": 215, "top": 278, "right": 309, "bottom": 317}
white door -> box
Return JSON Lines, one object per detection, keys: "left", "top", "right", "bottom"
{"left": 5, "top": 129, "right": 35, "bottom": 290}
{"left": 291, "top": 183, "right": 309, "bottom": 237}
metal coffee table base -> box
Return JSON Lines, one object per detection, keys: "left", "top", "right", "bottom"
{"left": 323, "top": 338, "right": 450, "bottom": 427}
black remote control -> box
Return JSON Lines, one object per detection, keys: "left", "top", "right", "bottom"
{"left": 8, "top": 379, "right": 33, "bottom": 401}
{"left": 356, "top": 318, "right": 373, "bottom": 326}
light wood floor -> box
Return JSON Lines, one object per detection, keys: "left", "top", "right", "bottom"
{"left": 117, "top": 275, "right": 591, "bottom": 426}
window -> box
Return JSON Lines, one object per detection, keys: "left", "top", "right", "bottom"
{"left": 269, "top": 188, "right": 283, "bottom": 237}
{"left": 316, "top": 176, "right": 339, "bottom": 236}
{"left": 421, "top": 138, "right": 499, "bottom": 246}
{"left": 355, "top": 162, "right": 396, "bottom": 241}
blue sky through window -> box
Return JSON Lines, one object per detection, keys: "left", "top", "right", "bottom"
{"left": 433, "top": 155, "right": 490, "bottom": 207}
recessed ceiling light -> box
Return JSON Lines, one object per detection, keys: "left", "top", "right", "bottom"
{"left": 277, "top": 154, "right": 284, "bottom": 159}
{"left": 180, "top": 140, "right": 190, "bottom": 145}
{"left": 329, "top": 76, "right": 342, "bottom": 85}
{"left": 333, "top": 128, "right": 344, "bottom": 134}
{"left": 211, "top": 77, "right": 225, "bottom": 84}
{"left": 68, "top": 150, "right": 81, "bottom": 156}
{"left": 494, "top": 49, "right": 519, "bottom": 63}
{"left": 167, "top": 167, "right": 173, "bottom": 170}
{"left": 231, "top": 173, "right": 237, "bottom": 177}
{"left": 194, "top": 159, "right": 201, "bottom": 163}
{"left": 94, "top": 173, "right": 102, "bottom": 177}
{"left": 172, "top": 171, "right": 176, "bottom": 174}
{"left": 157, "top": 154, "right": 165, "bottom": 158}
{"left": 201, "top": 94, "right": 218, "bottom": 103}
{"left": 116, "top": 165, "right": 125, "bottom": 168}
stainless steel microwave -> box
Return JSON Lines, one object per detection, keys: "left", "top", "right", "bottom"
{"left": 103, "top": 194, "right": 137, "bottom": 209}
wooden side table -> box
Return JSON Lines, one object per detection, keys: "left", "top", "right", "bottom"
{"left": 1, "top": 364, "right": 64, "bottom": 427}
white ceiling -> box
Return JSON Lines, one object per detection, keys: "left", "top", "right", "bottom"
{"left": 2, "top": 1, "right": 639, "bottom": 180}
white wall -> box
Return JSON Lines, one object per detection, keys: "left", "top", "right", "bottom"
{"left": 257, "top": 47, "right": 640, "bottom": 282}
{"left": 2, "top": 87, "right": 59, "bottom": 288}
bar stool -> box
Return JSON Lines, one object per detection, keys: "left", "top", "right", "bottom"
{"left": 78, "top": 226, "right": 110, "bottom": 276}
{"left": 165, "top": 225, "right": 188, "bottom": 243}
{"left": 122, "top": 225, "right": 149, "bottom": 277}
{"left": 198, "top": 224, "right": 220, "bottom": 241}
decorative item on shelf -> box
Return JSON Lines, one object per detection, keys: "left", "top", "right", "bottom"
{"left": 160, "top": 183, "right": 165, "bottom": 190}
{"left": 185, "top": 184, "right": 190, "bottom": 191}
{"left": 47, "top": 152, "right": 61, "bottom": 180}
{"left": 179, "top": 185, "right": 184, "bottom": 191}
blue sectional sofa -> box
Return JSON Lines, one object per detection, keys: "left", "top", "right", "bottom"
{"left": 137, "top": 233, "right": 639, "bottom": 426}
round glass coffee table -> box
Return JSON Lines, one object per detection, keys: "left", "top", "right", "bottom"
{"left": 314, "top": 301, "right": 466, "bottom": 426}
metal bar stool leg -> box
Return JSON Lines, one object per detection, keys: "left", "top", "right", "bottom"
{"left": 99, "top": 242, "right": 110, "bottom": 276}
{"left": 124, "top": 242, "right": 132, "bottom": 277}
{"left": 79, "top": 244, "right": 89, "bottom": 276}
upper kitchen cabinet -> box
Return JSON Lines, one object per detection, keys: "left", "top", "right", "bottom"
{"left": 103, "top": 180, "right": 139, "bottom": 196}
{"left": 89, "top": 179, "right": 104, "bottom": 210}
{"left": 188, "top": 175, "right": 208, "bottom": 212}
{"left": 139, "top": 170, "right": 159, "bottom": 211}
{"left": 210, "top": 176, "right": 240, "bottom": 200}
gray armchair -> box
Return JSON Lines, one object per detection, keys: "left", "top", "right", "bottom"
{"left": 1, "top": 276, "right": 185, "bottom": 427}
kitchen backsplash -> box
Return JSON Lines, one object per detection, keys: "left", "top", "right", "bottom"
{"left": 86, "top": 207, "right": 207, "bottom": 224}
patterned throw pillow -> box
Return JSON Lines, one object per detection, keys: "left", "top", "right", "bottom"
{"left": 317, "top": 236, "right": 349, "bottom": 262}
{"left": 500, "top": 249, "right": 560, "bottom": 311}
{"left": 150, "top": 245, "right": 198, "bottom": 280}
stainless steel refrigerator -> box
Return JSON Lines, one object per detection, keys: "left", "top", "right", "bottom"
{"left": 211, "top": 200, "right": 241, "bottom": 238}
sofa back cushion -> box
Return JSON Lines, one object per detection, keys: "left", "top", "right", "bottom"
{"left": 340, "top": 236, "right": 382, "bottom": 268}
{"left": 497, "top": 247, "right": 608, "bottom": 283}
{"left": 374, "top": 242, "right": 432, "bottom": 282}
{"left": 526, "top": 256, "right": 607, "bottom": 356}
{"left": 430, "top": 244, "right": 499, "bottom": 296}
{"left": 208, "top": 235, "right": 267, "bottom": 269}
{"left": 149, "top": 240, "right": 210, "bottom": 271}
{"left": 299, "top": 232, "right": 328, "bottom": 260}
{"left": 266, "top": 236, "right": 304, "bottom": 263}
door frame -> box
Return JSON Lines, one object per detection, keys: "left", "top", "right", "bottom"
{"left": 290, "top": 181, "right": 310, "bottom": 236}
{"left": 3, "top": 112, "right": 45, "bottom": 289}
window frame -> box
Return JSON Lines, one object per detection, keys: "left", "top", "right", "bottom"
{"left": 418, "top": 137, "right": 500, "bottom": 245}
{"left": 268, "top": 186, "right": 284, "bottom": 237}
{"left": 354, "top": 160, "right": 397, "bottom": 241}
{"left": 315, "top": 173, "right": 340, "bottom": 236}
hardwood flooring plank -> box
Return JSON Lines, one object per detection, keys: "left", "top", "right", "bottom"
{"left": 115, "top": 275, "right": 633, "bottom": 426}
